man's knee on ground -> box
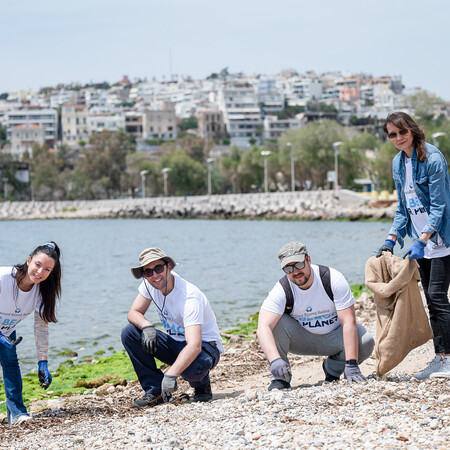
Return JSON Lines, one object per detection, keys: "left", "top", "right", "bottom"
{"left": 121, "top": 323, "right": 138, "bottom": 345}
{"left": 181, "top": 355, "right": 213, "bottom": 382}
{"left": 358, "top": 330, "right": 375, "bottom": 362}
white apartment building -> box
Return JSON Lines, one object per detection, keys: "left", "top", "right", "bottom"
{"left": 290, "top": 78, "right": 323, "bottom": 102}
{"left": 10, "top": 123, "right": 45, "bottom": 159}
{"left": 50, "top": 90, "right": 77, "bottom": 108}
{"left": 5, "top": 107, "right": 58, "bottom": 143}
{"left": 218, "top": 81, "right": 262, "bottom": 146}
{"left": 61, "top": 104, "right": 89, "bottom": 146}
{"left": 88, "top": 114, "right": 125, "bottom": 134}
{"left": 263, "top": 115, "right": 303, "bottom": 140}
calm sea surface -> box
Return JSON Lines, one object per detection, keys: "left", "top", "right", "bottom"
{"left": 0, "top": 218, "right": 410, "bottom": 375}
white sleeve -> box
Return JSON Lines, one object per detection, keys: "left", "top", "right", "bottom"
{"left": 183, "top": 291, "right": 204, "bottom": 327}
{"left": 138, "top": 280, "right": 153, "bottom": 300}
{"left": 260, "top": 282, "right": 286, "bottom": 316}
{"left": 330, "top": 268, "right": 355, "bottom": 310}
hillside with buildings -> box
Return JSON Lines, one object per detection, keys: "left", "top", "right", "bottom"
{"left": 0, "top": 70, "right": 448, "bottom": 202}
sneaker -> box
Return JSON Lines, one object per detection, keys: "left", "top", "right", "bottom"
{"left": 268, "top": 379, "right": 291, "bottom": 391}
{"left": 430, "top": 357, "right": 450, "bottom": 378}
{"left": 11, "top": 415, "right": 31, "bottom": 425}
{"left": 193, "top": 382, "right": 213, "bottom": 402}
{"left": 413, "top": 355, "right": 443, "bottom": 380}
{"left": 322, "top": 361, "right": 340, "bottom": 382}
{"left": 132, "top": 392, "right": 163, "bottom": 408}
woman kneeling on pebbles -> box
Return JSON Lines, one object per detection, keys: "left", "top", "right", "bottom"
{"left": 0, "top": 242, "right": 62, "bottom": 425}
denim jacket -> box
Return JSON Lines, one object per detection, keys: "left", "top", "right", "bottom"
{"left": 389, "top": 142, "right": 450, "bottom": 248}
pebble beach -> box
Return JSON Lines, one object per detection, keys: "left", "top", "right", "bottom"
{"left": 2, "top": 370, "right": 449, "bottom": 449}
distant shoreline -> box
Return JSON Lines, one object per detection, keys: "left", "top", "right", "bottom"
{"left": 0, "top": 190, "right": 396, "bottom": 221}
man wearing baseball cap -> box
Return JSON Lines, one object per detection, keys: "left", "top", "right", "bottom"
{"left": 121, "top": 247, "right": 223, "bottom": 407}
{"left": 257, "top": 242, "right": 374, "bottom": 390}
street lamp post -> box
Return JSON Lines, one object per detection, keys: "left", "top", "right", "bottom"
{"left": 140, "top": 170, "right": 149, "bottom": 198}
{"left": 287, "top": 142, "right": 295, "bottom": 192}
{"left": 332, "top": 141, "right": 344, "bottom": 191}
{"left": 206, "top": 158, "right": 215, "bottom": 195}
{"left": 261, "top": 151, "right": 271, "bottom": 193}
{"left": 162, "top": 168, "right": 171, "bottom": 197}
{"left": 431, "top": 132, "right": 446, "bottom": 147}
{"left": 2, "top": 178, "right": 7, "bottom": 201}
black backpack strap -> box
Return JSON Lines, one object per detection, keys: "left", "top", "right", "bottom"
{"left": 318, "top": 264, "right": 334, "bottom": 302}
{"left": 279, "top": 275, "right": 294, "bottom": 314}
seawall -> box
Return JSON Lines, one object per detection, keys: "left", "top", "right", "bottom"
{"left": 0, "top": 190, "right": 396, "bottom": 221}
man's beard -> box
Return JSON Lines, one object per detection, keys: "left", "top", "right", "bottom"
{"left": 292, "top": 266, "right": 311, "bottom": 287}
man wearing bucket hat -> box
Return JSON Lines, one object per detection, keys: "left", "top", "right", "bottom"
{"left": 257, "top": 242, "right": 374, "bottom": 390}
{"left": 121, "top": 248, "right": 223, "bottom": 407}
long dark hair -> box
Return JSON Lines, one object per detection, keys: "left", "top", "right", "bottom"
{"left": 13, "top": 241, "right": 62, "bottom": 323}
{"left": 383, "top": 112, "right": 427, "bottom": 162}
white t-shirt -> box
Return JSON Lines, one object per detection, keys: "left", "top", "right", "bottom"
{"left": 138, "top": 271, "right": 224, "bottom": 353}
{"left": 0, "top": 266, "right": 42, "bottom": 337}
{"left": 404, "top": 158, "right": 450, "bottom": 258}
{"left": 261, "top": 264, "right": 354, "bottom": 335}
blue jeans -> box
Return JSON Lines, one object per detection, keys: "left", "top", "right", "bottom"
{"left": 272, "top": 314, "right": 375, "bottom": 380}
{"left": 121, "top": 323, "right": 220, "bottom": 395}
{"left": 417, "top": 254, "right": 450, "bottom": 354}
{"left": 0, "top": 331, "right": 28, "bottom": 424}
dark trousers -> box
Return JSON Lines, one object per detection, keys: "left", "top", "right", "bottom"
{"left": 417, "top": 254, "right": 450, "bottom": 354}
{"left": 121, "top": 323, "right": 220, "bottom": 395}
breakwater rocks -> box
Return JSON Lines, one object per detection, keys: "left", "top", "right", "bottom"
{"left": 0, "top": 190, "right": 396, "bottom": 221}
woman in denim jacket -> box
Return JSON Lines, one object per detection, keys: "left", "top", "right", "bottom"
{"left": 376, "top": 111, "right": 450, "bottom": 380}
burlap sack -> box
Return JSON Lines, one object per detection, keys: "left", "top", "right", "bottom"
{"left": 365, "top": 253, "right": 433, "bottom": 377}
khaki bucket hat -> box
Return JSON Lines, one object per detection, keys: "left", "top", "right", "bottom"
{"left": 131, "top": 247, "right": 177, "bottom": 279}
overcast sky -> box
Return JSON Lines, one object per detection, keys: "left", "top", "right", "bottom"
{"left": 2, "top": 0, "right": 449, "bottom": 99}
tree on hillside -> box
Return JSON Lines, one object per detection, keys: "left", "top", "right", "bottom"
{"left": 176, "top": 134, "right": 205, "bottom": 163}
{"left": 159, "top": 150, "right": 206, "bottom": 196}
{"left": 29, "top": 144, "right": 62, "bottom": 200}
{"left": 279, "top": 120, "right": 346, "bottom": 189}
{"left": 219, "top": 146, "right": 241, "bottom": 193}
{"left": 125, "top": 152, "right": 159, "bottom": 197}
{"left": 71, "top": 130, "right": 135, "bottom": 199}
{"left": 340, "top": 133, "right": 382, "bottom": 188}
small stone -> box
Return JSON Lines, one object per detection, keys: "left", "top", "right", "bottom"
{"left": 252, "top": 434, "right": 261, "bottom": 440}
{"left": 430, "top": 419, "right": 440, "bottom": 429}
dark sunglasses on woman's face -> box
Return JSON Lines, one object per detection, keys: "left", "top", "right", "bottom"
{"left": 142, "top": 263, "right": 166, "bottom": 278}
{"left": 387, "top": 128, "right": 409, "bottom": 140}
{"left": 283, "top": 261, "right": 306, "bottom": 274}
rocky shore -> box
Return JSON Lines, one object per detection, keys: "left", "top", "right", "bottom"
{"left": 0, "top": 190, "right": 396, "bottom": 221}
{"left": 2, "top": 292, "right": 448, "bottom": 449}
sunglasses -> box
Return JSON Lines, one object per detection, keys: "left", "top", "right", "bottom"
{"left": 283, "top": 261, "right": 306, "bottom": 274}
{"left": 387, "top": 128, "right": 409, "bottom": 140}
{"left": 142, "top": 263, "right": 166, "bottom": 278}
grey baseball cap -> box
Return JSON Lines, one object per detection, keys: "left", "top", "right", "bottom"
{"left": 131, "top": 247, "right": 177, "bottom": 279}
{"left": 278, "top": 242, "right": 308, "bottom": 268}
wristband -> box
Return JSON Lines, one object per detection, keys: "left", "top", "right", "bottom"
{"left": 346, "top": 359, "right": 357, "bottom": 365}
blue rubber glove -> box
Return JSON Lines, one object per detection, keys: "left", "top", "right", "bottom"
{"left": 270, "top": 358, "right": 291, "bottom": 380}
{"left": 0, "top": 332, "right": 22, "bottom": 349}
{"left": 376, "top": 239, "right": 396, "bottom": 258}
{"left": 403, "top": 240, "right": 426, "bottom": 260}
{"left": 38, "top": 360, "right": 52, "bottom": 389}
